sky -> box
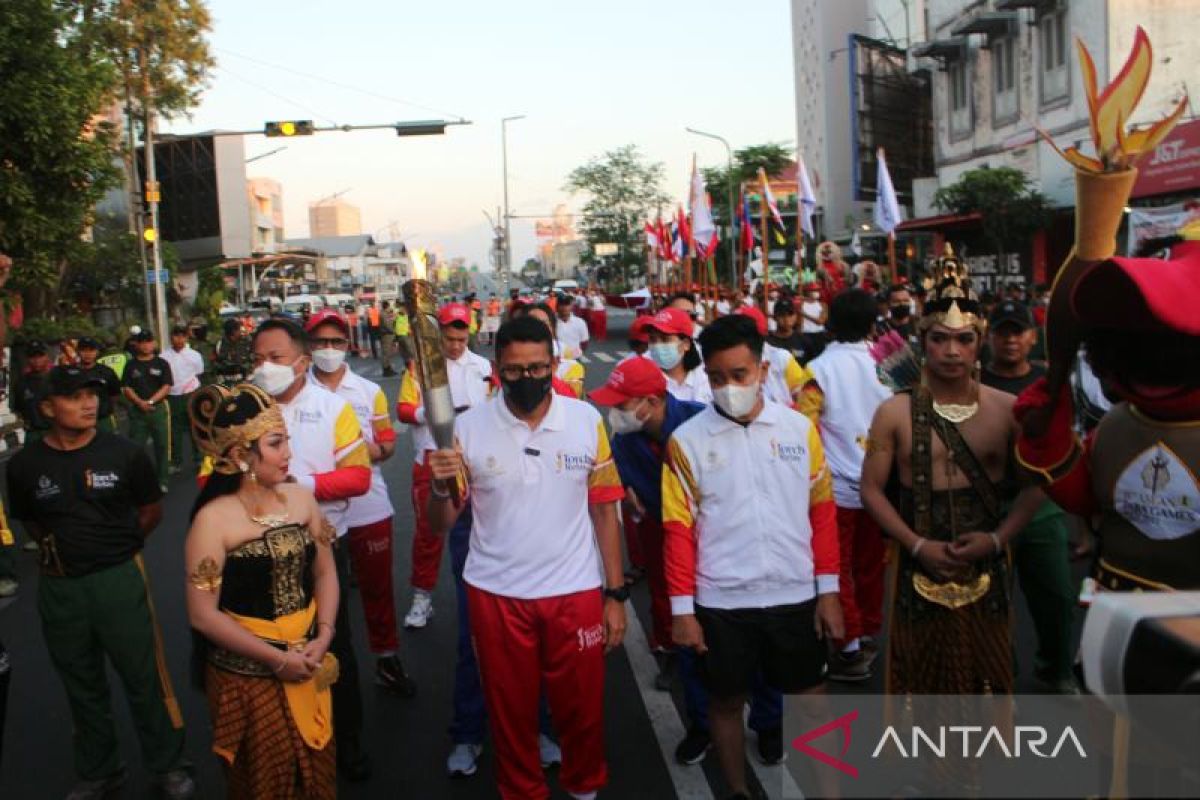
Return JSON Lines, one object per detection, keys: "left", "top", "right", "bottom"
{"left": 163, "top": 0, "right": 798, "bottom": 270}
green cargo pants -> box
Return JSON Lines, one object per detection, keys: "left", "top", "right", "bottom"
{"left": 38, "top": 557, "right": 186, "bottom": 780}
{"left": 1012, "top": 504, "right": 1077, "bottom": 684}
{"left": 166, "top": 394, "right": 195, "bottom": 470}
{"left": 126, "top": 402, "right": 170, "bottom": 488}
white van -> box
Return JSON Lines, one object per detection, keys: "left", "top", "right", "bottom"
{"left": 282, "top": 294, "right": 326, "bottom": 316}
{"left": 323, "top": 293, "right": 354, "bottom": 310}
{"left": 552, "top": 279, "right": 580, "bottom": 292}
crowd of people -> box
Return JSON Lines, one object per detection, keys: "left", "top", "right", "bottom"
{"left": 0, "top": 258, "right": 1137, "bottom": 800}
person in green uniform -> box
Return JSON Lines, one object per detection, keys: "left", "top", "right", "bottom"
{"left": 161, "top": 325, "right": 205, "bottom": 473}
{"left": 980, "top": 300, "right": 1078, "bottom": 694}
{"left": 6, "top": 365, "right": 194, "bottom": 799}
{"left": 15, "top": 341, "right": 54, "bottom": 445}
{"left": 212, "top": 318, "right": 253, "bottom": 385}
{"left": 77, "top": 337, "right": 121, "bottom": 434}
{"left": 122, "top": 330, "right": 173, "bottom": 492}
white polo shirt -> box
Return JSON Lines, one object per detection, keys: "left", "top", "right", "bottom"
{"left": 457, "top": 394, "right": 625, "bottom": 600}
{"left": 161, "top": 345, "right": 204, "bottom": 395}
{"left": 666, "top": 367, "right": 713, "bottom": 405}
{"left": 279, "top": 380, "right": 369, "bottom": 536}
{"left": 399, "top": 348, "right": 493, "bottom": 464}
{"left": 310, "top": 366, "right": 396, "bottom": 527}
{"left": 556, "top": 314, "right": 590, "bottom": 359}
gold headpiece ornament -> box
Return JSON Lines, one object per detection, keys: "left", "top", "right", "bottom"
{"left": 919, "top": 243, "right": 984, "bottom": 334}
{"left": 188, "top": 383, "right": 286, "bottom": 475}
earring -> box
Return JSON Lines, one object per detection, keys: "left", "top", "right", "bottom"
{"left": 247, "top": 470, "right": 258, "bottom": 486}
{"left": 238, "top": 461, "right": 249, "bottom": 473}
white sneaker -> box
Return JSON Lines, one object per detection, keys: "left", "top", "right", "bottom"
{"left": 0, "top": 578, "right": 17, "bottom": 598}
{"left": 446, "top": 743, "right": 481, "bottom": 777}
{"left": 404, "top": 591, "right": 434, "bottom": 628}
{"left": 539, "top": 733, "right": 562, "bottom": 767}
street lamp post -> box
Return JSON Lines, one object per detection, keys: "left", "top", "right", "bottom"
{"left": 501, "top": 115, "right": 525, "bottom": 299}
{"left": 685, "top": 127, "right": 736, "bottom": 288}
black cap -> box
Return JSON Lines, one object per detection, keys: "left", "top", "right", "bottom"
{"left": 25, "top": 340, "right": 48, "bottom": 356}
{"left": 989, "top": 300, "right": 1034, "bottom": 330}
{"left": 132, "top": 329, "right": 154, "bottom": 342}
{"left": 77, "top": 336, "right": 100, "bottom": 350}
{"left": 48, "top": 365, "right": 105, "bottom": 396}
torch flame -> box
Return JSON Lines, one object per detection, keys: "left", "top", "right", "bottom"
{"left": 1039, "top": 26, "right": 1189, "bottom": 173}
{"left": 410, "top": 248, "right": 428, "bottom": 281}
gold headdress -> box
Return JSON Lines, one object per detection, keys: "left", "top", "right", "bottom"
{"left": 189, "top": 383, "right": 286, "bottom": 475}
{"left": 919, "top": 244, "right": 984, "bottom": 333}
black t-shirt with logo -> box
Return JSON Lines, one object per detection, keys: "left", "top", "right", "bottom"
{"left": 7, "top": 432, "right": 162, "bottom": 576}
{"left": 122, "top": 355, "right": 173, "bottom": 401}
{"left": 981, "top": 362, "right": 1046, "bottom": 397}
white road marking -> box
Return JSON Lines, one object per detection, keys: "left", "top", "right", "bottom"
{"left": 622, "top": 601, "right": 715, "bottom": 800}
{"left": 592, "top": 352, "right": 615, "bottom": 362}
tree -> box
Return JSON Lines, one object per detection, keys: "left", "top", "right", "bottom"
{"left": 0, "top": 0, "right": 122, "bottom": 316}
{"left": 933, "top": 167, "right": 1053, "bottom": 267}
{"left": 701, "top": 142, "right": 794, "bottom": 225}
{"left": 564, "top": 144, "right": 669, "bottom": 286}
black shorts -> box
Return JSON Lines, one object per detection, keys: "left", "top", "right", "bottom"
{"left": 694, "top": 600, "right": 826, "bottom": 699}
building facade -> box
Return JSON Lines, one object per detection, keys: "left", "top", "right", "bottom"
{"left": 247, "top": 177, "right": 285, "bottom": 254}
{"left": 309, "top": 199, "right": 363, "bottom": 237}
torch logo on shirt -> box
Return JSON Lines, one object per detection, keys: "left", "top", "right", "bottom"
{"left": 84, "top": 470, "right": 120, "bottom": 490}
{"left": 576, "top": 624, "right": 604, "bottom": 651}
{"left": 1114, "top": 443, "right": 1199, "bottom": 541}
{"left": 770, "top": 438, "right": 806, "bottom": 463}
{"left": 555, "top": 451, "right": 592, "bottom": 473}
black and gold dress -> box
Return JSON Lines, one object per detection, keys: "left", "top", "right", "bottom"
{"left": 205, "top": 523, "right": 337, "bottom": 800}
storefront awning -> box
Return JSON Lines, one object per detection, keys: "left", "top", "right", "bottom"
{"left": 911, "top": 36, "right": 968, "bottom": 63}
{"left": 951, "top": 12, "right": 1018, "bottom": 39}
{"left": 895, "top": 211, "right": 982, "bottom": 232}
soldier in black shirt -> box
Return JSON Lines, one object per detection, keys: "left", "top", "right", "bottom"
{"left": 6, "top": 365, "right": 194, "bottom": 798}
{"left": 15, "top": 341, "right": 53, "bottom": 444}
{"left": 77, "top": 336, "right": 122, "bottom": 434}
{"left": 122, "top": 330, "right": 173, "bottom": 491}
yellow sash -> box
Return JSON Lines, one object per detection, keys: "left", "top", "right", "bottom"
{"left": 226, "top": 603, "right": 337, "bottom": 750}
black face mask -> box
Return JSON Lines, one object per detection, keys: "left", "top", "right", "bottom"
{"left": 501, "top": 375, "right": 552, "bottom": 414}
{"left": 890, "top": 305, "right": 911, "bottom": 320}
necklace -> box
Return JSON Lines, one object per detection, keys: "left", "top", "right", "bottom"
{"left": 932, "top": 401, "right": 979, "bottom": 423}
{"left": 237, "top": 488, "right": 290, "bottom": 528}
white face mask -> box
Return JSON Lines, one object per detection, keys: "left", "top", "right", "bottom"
{"left": 312, "top": 348, "right": 346, "bottom": 373}
{"left": 252, "top": 359, "right": 300, "bottom": 396}
{"left": 649, "top": 342, "right": 683, "bottom": 371}
{"left": 607, "top": 400, "right": 647, "bottom": 435}
{"left": 713, "top": 380, "right": 760, "bottom": 419}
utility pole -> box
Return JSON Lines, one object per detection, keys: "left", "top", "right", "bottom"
{"left": 124, "top": 92, "right": 153, "bottom": 326}
{"left": 501, "top": 115, "right": 525, "bottom": 298}
{"left": 143, "top": 94, "right": 168, "bottom": 345}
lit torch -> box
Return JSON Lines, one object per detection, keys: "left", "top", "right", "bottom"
{"left": 403, "top": 250, "right": 459, "bottom": 498}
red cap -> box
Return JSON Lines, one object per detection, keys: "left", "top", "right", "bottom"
{"left": 1072, "top": 243, "right": 1200, "bottom": 335}
{"left": 735, "top": 306, "right": 768, "bottom": 336}
{"left": 645, "top": 308, "right": 693, "bottom": 337}
{"left": 588, "top": 356, "right": 667, "bottom": 405}
{"left": 629, "top": 315, "right": 652, "bottom": 344}
{"left": 438, "top": 303, "right": 471, "bottom": 327}
{"left": 304, "top": 308, "right": 350, "bottom": 335}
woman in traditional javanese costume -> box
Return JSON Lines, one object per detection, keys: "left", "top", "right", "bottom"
{"left": 185, "top": 384, "right": 339, "bottom": 799}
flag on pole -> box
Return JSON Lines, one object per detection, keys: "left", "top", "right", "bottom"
{"left": 656, "top": 216, "right": 671, "bottom": 262}
{"left": 796, "top": 153, "right": 817, "bottom": 238}
{"left": 736, "top": 189, "right": 754, "bottom": 253}
{"left": 850, "top": 229, "right": 863, "bottom": 257}
{"left": 689, "top": 165, "right": 719, "bottom": 260}
{"left": 676, "top": 205, "right": 692, "bottom": 257}
{"left": 669, "top": 218, "right": 684, "bottom": 263}
{"left": 644, "top": 221, "right": 659, "bottom": 252}
{"left": 873, "top": 147, "right": 903, "bottom": 235}
{"left": 757, "top": 167, "right": 784, "bottom": 229}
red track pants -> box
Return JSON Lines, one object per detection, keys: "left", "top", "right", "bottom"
{"left": 409, "top": 460, "right": 445, "bottom": 592}
{"left": 347, "top": 516, "right": 400, "bottom": 654}
{"left": 591, "top": 309, "right": 607, "bottom": 340}
{"left": 636, "top": 516, "right": 672, "bottom": 651}
{"left": 835, "top": 506, "right": 886, "bottom": 646}
{"left": 468, "top": 585, "right": 607, "bottom": 800}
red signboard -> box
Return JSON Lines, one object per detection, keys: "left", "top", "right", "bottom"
{"left": 1131, "top": 118, "right": 1200, "bottom": 199}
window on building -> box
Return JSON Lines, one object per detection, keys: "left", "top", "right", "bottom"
{"left": 992, "top": 36, "right": 1018, "bottom": 125}
{"left": 1039, "top": 6, "right": 1068, "bottom": 105}
{"left": 949, "top": 58, "right": 972, "bottom": 139}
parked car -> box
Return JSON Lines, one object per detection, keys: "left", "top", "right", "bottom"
{"left": 282, "top": 294, "right": 325, "bottom": 317}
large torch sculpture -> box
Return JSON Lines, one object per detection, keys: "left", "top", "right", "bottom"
{"left": 402, "top": 251, "right": 459, "bottom": 499}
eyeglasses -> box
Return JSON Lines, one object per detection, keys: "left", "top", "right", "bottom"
{"left": 310, "top": 337, "right": 348, "bottom": 348}
{"left": 498, "top": 363, "right": 553, "bottom": 381}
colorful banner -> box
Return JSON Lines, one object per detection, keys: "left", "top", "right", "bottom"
{"left": 1126, "top": 200, "right": 1200, "bottom": 254}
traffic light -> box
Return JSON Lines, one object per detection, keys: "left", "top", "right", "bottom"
{"left": 394, "top": 120, "right": 447, "bottom": 137}
{"left": 142, "top": 226, "right": 157, "bottom": 243}
{"left": 264, "top": 120, "right": 315, "bottom": 137}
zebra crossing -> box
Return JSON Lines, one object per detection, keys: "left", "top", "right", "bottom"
{"left": 577, "top": 350, "right": 628, "bottom": 364}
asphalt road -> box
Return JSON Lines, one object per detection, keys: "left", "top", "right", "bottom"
{"left": 0, "top": 309, "right": 1087, "bottom": 799}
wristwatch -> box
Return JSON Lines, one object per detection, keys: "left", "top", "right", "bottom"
{"left": 603, "top": 585, "right": 630, "bottom": 602}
